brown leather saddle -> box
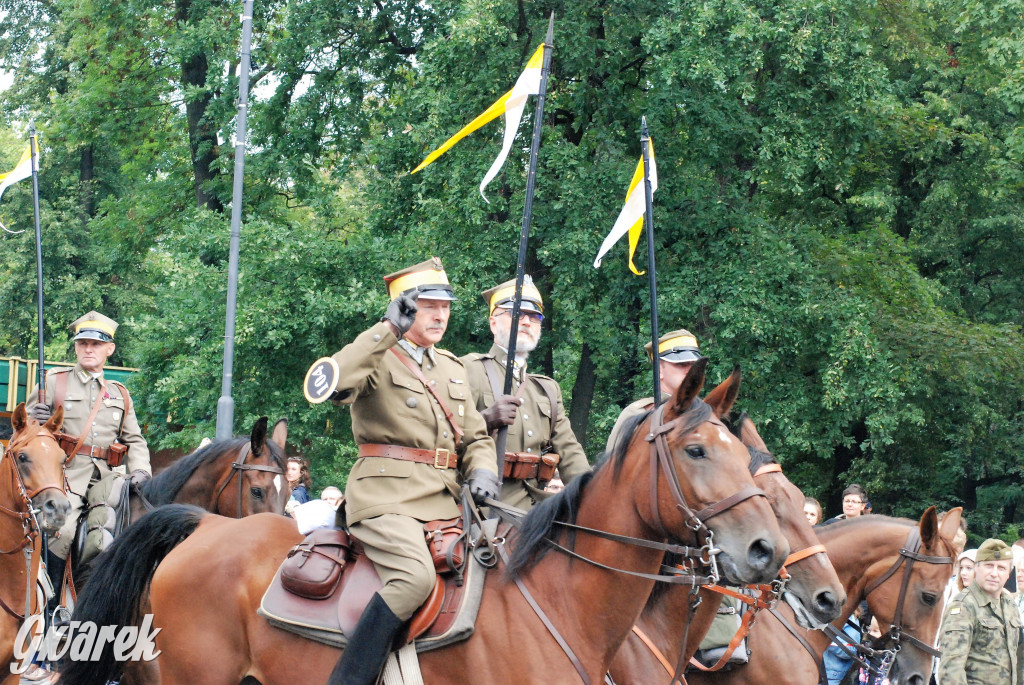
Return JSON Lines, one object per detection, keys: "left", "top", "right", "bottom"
{"left": 259, "top": 522, "right": 493, "bottom": 652}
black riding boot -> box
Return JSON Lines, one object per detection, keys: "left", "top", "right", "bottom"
{"left": 44, "top": 550, "right": 66, "bottom": 616}
{"left": 327, "top": 593, "right": 404, "bottom": 685}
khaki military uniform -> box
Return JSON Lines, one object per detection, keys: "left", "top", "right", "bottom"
{"left": 333, "top": 322, "right": 497, "bottom": 619}
{"left": 938, "top": 582, "right": 1024, "bottom": 685}
{"left": 461, "top": 344, "right": 589, "bottom": 509}
{"left": 605, "top": 395, "right": 661, "bottom": 456}
{"left": 27, "top": 365, "right": 150, "bottom": 558}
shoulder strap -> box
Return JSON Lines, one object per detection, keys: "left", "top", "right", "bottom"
{"left": 54, "top": 370, "right": 69, "bottom": 410}
{"left": 481, "top": 357, "right": 504, "bottom": 400}
{"left": 69, "top": 380, "right": 108, "bottom": 458}
{"left": 389, "top": 348, "right": 464, "bottom": 443}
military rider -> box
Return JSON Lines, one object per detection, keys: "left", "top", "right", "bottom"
{"left": 326, "top": 258, "right": 499, "bottom": 685}
{"left": 604, "top": 329, "right": 704, "bottom": 454}
{"left": 26, "top": 311, "right": 151, "bottom": 590}
{"left": 461, "top": 276, "right": 589, "bottom": 509}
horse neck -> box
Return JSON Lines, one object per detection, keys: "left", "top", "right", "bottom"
{"left": 179, "top": 453, "right": 240, "bottom": 515}
{"left": 518, "top": 458, "right": 670, "bottom": 673}
{"left": 808, "top": 518, "right": 912, "bottom": 648}
{"left": 0, "top": 451, "right": 30, "bottom": 545}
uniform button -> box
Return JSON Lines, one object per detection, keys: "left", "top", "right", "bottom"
{"left": 443, "top": 431, "right": 449, "bottom": 438}
{"left": 527, "top": 430, "right": 534, "bottom": 437}
{"left": 373, "top": 334, "right": 381, "bottom": 342}
{"left": 524, "top": 414, "right": 529, "bottom": 419}
{"left": 379, "top": 468, "right": 386, "bottom": 473}
{"left": 406, "top": 397, "right": 418, "bottom": 408}
{"left": 426, "top": 364, "right": 433, "bottom": 371}
{"left": 527, "top": 448, "right": 533, "bottom": 453}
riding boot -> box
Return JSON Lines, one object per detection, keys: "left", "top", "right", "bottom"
{"left": 44, "top": 550, "right": 66, "bottom": 615}
{"left": 327, "top": 593, "right": 404, "bottom": 685}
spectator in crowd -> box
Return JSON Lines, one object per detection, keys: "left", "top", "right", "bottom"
{"left": 938, "top": 538, "right": 1023, "bottom": 685}
{"left": 863, "top": 500, "right": 873, "bottom": 515}
{"left": 285, "top": 456, "right": 312, "bottom": 516}
{"left": 858, "top": 617, "right": 890, "bottom": 685}
{"left": 823, "top": 484, "right": 868, "bottom": 525}
{"left": 945, "top": 549, "right": 978, "bottom": 606}
{"left": 321, "top": 486, "right": 343, "bottom": 510}
{"left": 804, "top": 497, "right": 823, "bottom": 526}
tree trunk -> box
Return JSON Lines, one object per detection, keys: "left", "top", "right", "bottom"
{"left": 79, "top": 144, "right": 95, "bottom": 221}
{"left": 177, "top": 0, "right": 222, "bottom": 212}
{"left": 568, "top": 342, "right": 597, "bottom": 451}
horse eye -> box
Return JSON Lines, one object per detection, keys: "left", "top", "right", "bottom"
{"left": 17, "top": 452, "right": 29, "bottom": 463}
{"left": 250, "top": 487, "right": 265, "bottom": 500}
{"left": 684, "top": 445, "right": 707, "bottom": 460}
{"left": 922, "top": 592, "right": 937, "bottom": 606}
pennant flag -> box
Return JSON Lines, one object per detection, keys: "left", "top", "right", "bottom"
{"left": 0, "top": 144, "right": 32, "bottom": 202}
{"left": 411, "top": 43, "right": 545, "bottom": 202}
{"left": 593, "top": 143, "right": 658, "bottom": 274}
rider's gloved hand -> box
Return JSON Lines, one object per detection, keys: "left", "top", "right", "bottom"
{"left": 30, "top": 403, "right": 52, "bottom": 423}
{"left": 467, "top": 469, "right": 501, "bottom": 505}
{"left": 129, "top": 470, "right": 151, "bottom": 486}
{"left": 479, "top": 395, "right": 520, "bottom": 432}
{"left": 381, "top": 292, "right": 419, "bottom": 337}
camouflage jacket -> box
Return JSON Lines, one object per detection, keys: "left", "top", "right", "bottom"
{"left": 938, "top": 581, "right": 1024, "bottom": 685}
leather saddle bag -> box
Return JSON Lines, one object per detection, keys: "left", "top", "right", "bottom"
{"left": 424, "top": 516, "right": 465, "bottom": 575}
{"left": 280, "top": 528, "right": 352, "bottom": 600}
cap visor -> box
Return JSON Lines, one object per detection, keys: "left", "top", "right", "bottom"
{"left": 414, "top": 287, "right": 457, "bottom": 301}
{"left": 660, "top": 350, "right": 702, "bottom": 363}
{"left": 73, "top": 330, "right": 113, "bottom": 343}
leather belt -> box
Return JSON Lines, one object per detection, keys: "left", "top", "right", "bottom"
{"left": 358, "top": 443, "right": 458, "bottom": 470}
{"left": 75, "top": 443, "right": 110, "bottom": 460}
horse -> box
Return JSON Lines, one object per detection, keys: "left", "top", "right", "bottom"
{"left": 1, "top": 403, "right": 71, "bottom": 684}
{"left": 607, "top": 396, "right": 847, "bottom": 684}
{"left": 129, "top": 416, "right": 289, "bottom": 522}
{"left": 62, "top": 358, "right": 792, "bottom": 685}
{"left": 687, "top": 506, "right": 961, "bottom": 685}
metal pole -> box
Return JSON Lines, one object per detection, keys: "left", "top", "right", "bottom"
{"left": 640, "top": 117, "right": 661, "bottom": 404}
{"left": 216, "top": 0, "right": 255, "bottom": 440}
{"left": 493, "top": 14, "right": 555, "bottom": 482}
{"left": 29, "top": 124, "right": 45, "bottom": 396}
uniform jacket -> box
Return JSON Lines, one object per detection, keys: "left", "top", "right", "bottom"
{"left": 27, "top": 364, "right": 151, "bottom": 497}
{"left": 332, "top": 322, "right": 497, "bottom": 525}
{"left": 938, "top": 581, "right": 1024, "bottom": 685}
{"left": 605, "top": 395, "right": 659, "bottom": 456}
{"left": 461, "top": 344, "right": 589, "bottom": 505}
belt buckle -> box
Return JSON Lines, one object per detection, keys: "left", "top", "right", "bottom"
{"left": 433, "top": 448, "right": 451, "bottom": 469}
{"left": 89, "top": 445, "right": 100, "bottom": 459}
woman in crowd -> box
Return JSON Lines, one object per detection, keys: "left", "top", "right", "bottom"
{"left": 804, "top": 497, "right": 823, "bottom": 526}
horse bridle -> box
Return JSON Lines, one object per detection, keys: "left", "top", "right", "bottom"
{"left": 211, "top": 443, "right": 285, "bottom": 518}
{"left": 0, "top": 428, "right": 67, "bottom": 621}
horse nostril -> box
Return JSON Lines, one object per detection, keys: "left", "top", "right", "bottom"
{"left": 906, "top": 674, "right": 925, "bottom": 685}
{"left": 747, "top": 538, "right": 775, "bottom": 570}
{"left": 814, "top": 590, "right": 843, "bottom": 617}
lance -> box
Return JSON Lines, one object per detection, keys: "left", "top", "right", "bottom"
{"left": 640, "top": 117, "right": 661, "bottom": 404}
{"left": 216, "top": 0, "right": 256, "bottom": 440}
{"left": 28, "top": 124, "right": 45, "bottom": 395}
{"left": 493, "top": 14, "right": 555, "bottom": 487}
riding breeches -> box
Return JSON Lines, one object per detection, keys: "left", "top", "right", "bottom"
{"left": 348, "top": 513, "right": 437, "bottom": 621}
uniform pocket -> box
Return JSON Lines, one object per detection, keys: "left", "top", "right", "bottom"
{"left": 447, "top": 383, "right": 467, "bottom": 402}
{"left": 351, "top": 458, "right": 414, "bottom": 480}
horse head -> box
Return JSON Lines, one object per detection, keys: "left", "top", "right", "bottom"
{"left": 222, "top": 416, "right": 288, "bottom": 517}
{"left": 718, "top": 405, "right": 846, "bottom": 629}
{"left": 867, "top": 506, "right": 960, "bottom": 685}
{"left": 8, "top": 402, "right": 71, "bottom": 533}
{"left": 635, "top": 359, "right": 790, "bottom": 585}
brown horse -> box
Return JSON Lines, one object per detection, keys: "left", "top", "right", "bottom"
{"left": 1, "top": 404, "right": 71, "bottom": 684}
{"left": 608, "top": 398, "right": 847, "bottom": 684}
{"left": 687, "top": 507, "right": 961, "bottom": 685}
{"left": 62, "top": 359, "right": 791, "bottom": 685}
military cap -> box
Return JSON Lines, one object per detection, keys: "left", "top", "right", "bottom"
{"left": 383, "top": 257, "right": 457, "bottom": 301}
{"left": 70, "top": 311, "right": 118, "bottom": 343}
{"left": 645, "top": 329, "right": 702, "bottom": 364}
{"left": 481, "top": 275, "right": 544, "bottom": 315}
{"left": 976, "top": 538, "right": 1014, "bottom": 563}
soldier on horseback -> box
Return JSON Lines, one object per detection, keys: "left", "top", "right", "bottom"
{"left": 26, "top": 311, "right": 151, "bottom": 596}
{"left": 605, "top": 328, "right": 704, "bottom": 453}
{"left": 324, "top": 258, "right": 499, "bottom": 685}
{"left": 461, "top": 276, "right": 589, "bottom": 509}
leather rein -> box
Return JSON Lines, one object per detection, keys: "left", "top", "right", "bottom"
{"left": 494, "top": 399, "right": 771, "bottom": 685}
{"left": 0, "top": 427, "right": 68, "bottom": 621}
{"left": 211, "top": 443, "right": 285, "bottom": 518}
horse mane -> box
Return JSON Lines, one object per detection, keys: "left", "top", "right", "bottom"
{"left": 505, "top": 468, "right": 595, "bottom": 579}
{"left": 727, "top": 411, "right": 778, "bottom": 472}
{"left": 140, "top": 437, "right": 285, "bottom": 506}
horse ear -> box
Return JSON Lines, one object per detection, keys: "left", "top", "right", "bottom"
{"left": 270, "top": 418, "right": 288, "bottom": 451}
{"left": 12, "top": 403, "right": 27, "bottom": 433}
{"left": 44, "top": 405, "right": 64, "bottom": 434}
{"left": 919, "top": 505, "right": 940, "bottom": 549}
{"left": 250, "top": 416, "right": 269, "bottom": 455}
{"left": 668, "top": 357, "right": 708, "bottom": 418}
{"left": 704, "top": 365, "right": 741, "bottom": 419}
{"left": 938, "top": 507, "right": 963, "bottom": 550}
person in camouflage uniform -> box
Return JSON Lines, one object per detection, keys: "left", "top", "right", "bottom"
{"left": 461, "top": 276, "right": 589, "bottom": 509}
{"left": 938, "top": 538, "right": 1024, "bottom": 685}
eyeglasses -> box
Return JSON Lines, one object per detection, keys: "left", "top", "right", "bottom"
{"left": 496, "top": 309, "right": 544, "bottom": 323}
{"left": 843, "top": 498, "right": 864, "bottom": 505}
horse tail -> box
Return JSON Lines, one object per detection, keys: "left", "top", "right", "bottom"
{"left": 59, "top": 503, "right": 207, "bottom": 685}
